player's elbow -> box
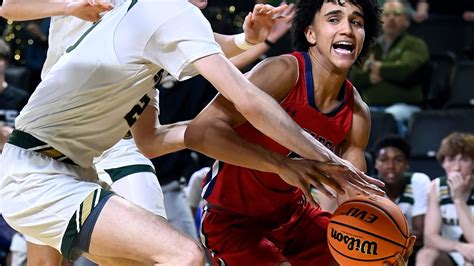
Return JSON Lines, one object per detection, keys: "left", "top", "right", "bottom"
{"left": 184, "top": 122, "right": 205, "bottom": 152}
{"left": 423, "top": 232, "right": 437, "bottom": 248}
{"left": 135, "top": 141, "right": 156, "bottom": 159}
{"left": 1, "top": 2, "right": 21, "bottom": 21}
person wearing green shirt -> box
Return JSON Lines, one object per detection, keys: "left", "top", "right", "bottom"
{"left": 349, "top": 0, "right": 429, "bottom": 136}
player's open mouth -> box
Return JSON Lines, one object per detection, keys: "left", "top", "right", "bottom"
{"left": 332, "top": 41, "right": 355, "bottom": 55}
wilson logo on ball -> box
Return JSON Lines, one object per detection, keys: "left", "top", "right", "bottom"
{"left": 330, "top": 228, "right": 378, "bottom": 255}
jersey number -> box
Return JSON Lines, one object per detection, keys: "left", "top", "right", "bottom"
{"left": 124, "top": 94, "right": 151, "bottom": 127}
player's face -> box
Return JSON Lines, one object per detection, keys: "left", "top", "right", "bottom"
{"left": 382, "top": 1, "right": 409, "bottom": 38}
{"left": 306, "top": 1, "right": 365, "bottom": 71}
{"left": 189, "top": 0, "right": 208, "bottom": 9}
{"left": 375, "top": 147, "right": 408, "bottom": 185}
{"left": 442, "top": 153, "right": 473, "bottom": 180}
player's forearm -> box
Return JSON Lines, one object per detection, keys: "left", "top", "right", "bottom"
{"left": 138, "top": 121, "right": 189, "bottom": 158}
{"left": 194, "top": 54, "right": 337, "bottom": 164}
{"left": 229, "top": 43, "right": 269, "bottom": 70}
{"left": 453, "top": 199, "right": 474, "bottom": 243}
{"left": 2, "top": 0, "right": 66, "bottom": 20}
{"left": 185, "top": 118, "right": 284, "bottom": 174}
{"left": 214, "top": 33, "right": 252, "bottom": 59}
{"left": 236, "top": 85, "right": 337, "bottom": 163}
{"left": 424, "top": 233, "right": 459, "bottom": 252}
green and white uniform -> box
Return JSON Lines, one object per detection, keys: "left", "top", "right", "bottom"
{"left": 435, "top": 176, "right": 474, "bottom": 265}
{"left": 1, "top": 0, "right": 222, "bottom": 257}
{"left": 391, "top": 172, "right": 430, "bottom": 231}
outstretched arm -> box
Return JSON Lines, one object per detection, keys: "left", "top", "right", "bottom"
{"left": 315, "top": 89, "right": 371, "bottom": 211}
{"left": 191, "top": 54, "right": 385, "bottom": 196}
{"left": 1, "top": 0, "right": 112, "bottom": 21}
{"left": 131, "top": 96, "right": 189, "bottom": 158}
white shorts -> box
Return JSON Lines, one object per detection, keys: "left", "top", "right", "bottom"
{"left": 94, "top": 139, "right": 167, "bottom": 219}
{"left": 0, "top": 143, "right": 110, "bottom": 258}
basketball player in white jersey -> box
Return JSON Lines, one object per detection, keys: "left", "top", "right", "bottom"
{"left": 1, "top": 0, "right": 297, "bottom": 265}
{"left": 0, "top": 0, "right": 385, "bottom": 264}
{"left": 417, "top": 132, "right": 474, "bottom": 266}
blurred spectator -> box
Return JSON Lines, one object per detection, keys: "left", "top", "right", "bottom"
{"left": 350, "top": 0, "right": 429, "bottom": 136}
{"left": 464, "top": 11, "right": 474, "bottom": 22}
{"left": 378, "top": 0, "right": 429, "bottom": 23}
{"left": 416, "top": 132, "right": 474, "bottom": 266}
{"left": 374, "top": 135, "right": 430, "bottom": 266}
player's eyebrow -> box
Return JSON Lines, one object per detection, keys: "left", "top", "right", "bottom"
{"left": 324, "top": 10, "right": 343, "bottom": 17}
{"left": 324, "top": 10, "right": 365, "bottom": 19}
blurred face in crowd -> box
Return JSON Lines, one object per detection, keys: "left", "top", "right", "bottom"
{"left": 442, "top": 153, "right": 473, "bottom": 181}
{"left": 382, "top": 1, "right": 409, "bottom": 38}
{"left": 375, "top": 146, "right": 408, "bottom": 185}
{"left": 306, "top": 1, "right": 365, "bottom": 71}
{"left": 189, "top": 0, "right": 208, "bottom": 9}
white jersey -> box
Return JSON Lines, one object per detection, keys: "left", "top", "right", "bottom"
{"left": 42, "top": 0, "right": 126, "bottom": 78}
{"left": 435, "top": 176, "right": 474, "bottom": 265}
{"left": 16, "top": 0, "right": 222, "bottom": 167}
{"left": 392, "top": 172, "right": 430, "bottom": 231}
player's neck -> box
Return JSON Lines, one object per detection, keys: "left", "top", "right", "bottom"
{"left": 309, "top": 50, "right": 347, "bottom": 101}
{"left": 385, "top": 181, "right": 404, "bottom": 202}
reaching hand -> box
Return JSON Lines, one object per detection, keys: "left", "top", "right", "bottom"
{"left": 276, "top": 158, "right": 346, "bottom": 206}
{"left": 329, "top": 157, "right": 385, "bottom": 197}
{"left": 447, "top": 172, "right": 471, "bottom": 201}
{"left": 266, "top": 3, "right": 296, "bottom": 43}
{"left": 242, "top": 3, "right": 289, "bottom": 45}
{"left": 383, "top": 235, "right": 416, "bottom": 266}
{"left": 455, "top": 243, "right": 474, "bottom": 263}
{"left": 64, "top": 0, "right": 113, "bottom": 22}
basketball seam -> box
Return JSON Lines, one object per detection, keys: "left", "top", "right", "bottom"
{"left": 330, "top": 220, "right": 406, "bottom": 248}
{"left": 341, "top": 199, "right": 409, "bottom": 239}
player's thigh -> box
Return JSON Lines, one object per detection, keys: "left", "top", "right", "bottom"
{"left": 27, "top": 241, "right": 63, "bottom": 266}
{"left": 281, "top": 204, "right": 333, "bottom": 265}
{"left": 1, "top": 144, "right": 105, "bottom": 259}
{"left": 201, "top": 210, "right": 285, "bottom": 266}
{"left": 110, "top": 171, "right": 166, "bottom": 219}
{"left": 88, "top": 195, "right": 204, "bottom": 264}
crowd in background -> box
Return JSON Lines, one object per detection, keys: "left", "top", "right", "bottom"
{"left": 0, "top": 0, "right": 473, "bottom": 265}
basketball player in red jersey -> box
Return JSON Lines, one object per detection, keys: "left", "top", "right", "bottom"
{"left": 185, "top": 0, "right": 415, "bottom": 265}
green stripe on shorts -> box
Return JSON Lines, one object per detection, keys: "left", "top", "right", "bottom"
{"left": 61, "top": 189, "right": 112, "bottom": 260}
{"left": 104, "top": 164, "right": 155, "bottom": 183}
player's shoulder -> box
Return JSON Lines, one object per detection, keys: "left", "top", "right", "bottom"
{"left": 249, "top": 54, "right": 298, "bottom": 83}
{"left": 410, "top": 172, "right": 431, "bottom": 185}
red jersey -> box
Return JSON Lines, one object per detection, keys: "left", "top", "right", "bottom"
{"left": 202, "top": 51, "right": 355, "bottom": 215}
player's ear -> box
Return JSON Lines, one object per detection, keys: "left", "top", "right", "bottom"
{"left": 304, "top": 25, "right": 317, "bottom": 47}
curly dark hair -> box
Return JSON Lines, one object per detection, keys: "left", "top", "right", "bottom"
{"left": 374, "top": 135, "right": 411, "bottom": 159}
{"left": 291, "top": 0, "right": 382, "bottom": 65}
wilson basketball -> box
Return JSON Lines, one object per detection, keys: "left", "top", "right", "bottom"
{"left": 327, "top": 195, "right": 409, "bottom": 265}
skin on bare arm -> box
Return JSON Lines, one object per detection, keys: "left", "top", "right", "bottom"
{"left": 1, "top": 0, "right": 112, "bottom": 21}
{"left": 190, "top": 53, "right": 384, "bottom": 199}
{"left": 130, "top": 97, "right": 190, "bottom": 159}
{"left": 424, "top": 180, "right": 460, "bottom": 253}
{"left": 449, "top": 172, "right": 474, "bottom": 243}
{"left": 314, "top": 90, "right": 371, "bottom": 212}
